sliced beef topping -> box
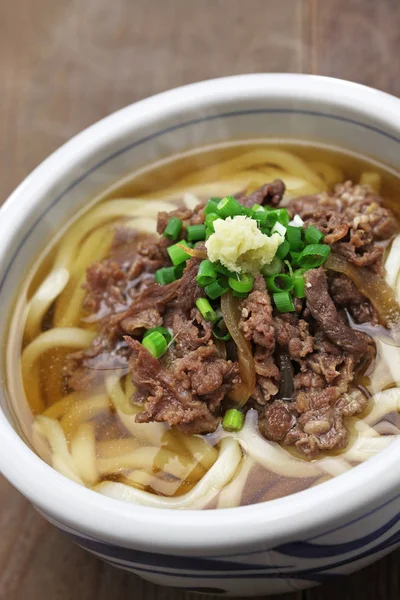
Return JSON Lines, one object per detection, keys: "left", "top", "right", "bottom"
{"left": 238, "top": 179, "right": 286, "bottom": 208}
{"left": 330, "top": 274, "right": 376, "bottom": 324}
{"left": 126, "top": 338, "right": 238, "bottom": 434}
{"left": 112, "top": 280, "right": 180, "bottom": 335}
{"left": 239, "top": 276, "right": 275, "bottom": 351}
{"left": 274, "top": 314, "right": 314, "bottom": 359}
{"left": 305, "top": 268, "right": 369, "bottom": 354}
{"left": 259, "top": 400, "right": 296, "bottom": 442}
{"left": 172, "top": 308, "right": 212, "bottom": 356}
{"left": 177, "top": 257, "right": 205, "bottom": 316}
{"left": 286, "top": 182, "right": 398, "bottom": 271}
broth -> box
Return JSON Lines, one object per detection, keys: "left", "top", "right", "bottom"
{"left": 8, "top": 140, "right": 400, "bottom": 509}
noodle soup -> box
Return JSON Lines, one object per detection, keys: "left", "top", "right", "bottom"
{"left": 9, "top": 142, "right": 400, "bottom": 509}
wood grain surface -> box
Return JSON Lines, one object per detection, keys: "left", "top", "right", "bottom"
{"left": 1, "top": 1, "right": 399, "bottom": 598}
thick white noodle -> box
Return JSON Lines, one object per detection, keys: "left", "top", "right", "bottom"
{"left": 385, "top": 234, "right": 400, "bottom": 291}
{"left": 95, "top": 437, "right": 242, "bottom": 509}
{"left": 217, "top": 456, "right": 254, "bottom": 508}
{"left": 33, "top": 416, "right": 83, "bottom": 484}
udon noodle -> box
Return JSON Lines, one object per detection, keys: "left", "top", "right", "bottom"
{"left": 7, "top": 142, "right": 400, "bottom": 509}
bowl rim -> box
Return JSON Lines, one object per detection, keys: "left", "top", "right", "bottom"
{"left": 1, "top": 73, "right": 400, "bottom": 554}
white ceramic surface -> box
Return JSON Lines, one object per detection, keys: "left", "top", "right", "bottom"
{"left": 0, "top": 74, "right": 399, "bottom": 596}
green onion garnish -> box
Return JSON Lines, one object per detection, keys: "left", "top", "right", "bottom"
{"left": 187, "top": 224, "right": 207, "bottom": 242}
{"left": 274, "top": 208, "right": 290, "bottom": 227}
{"left": 276, "top": 240, "right": 290, "bottom": 259}
{"left": 228, "top": 273, "right": 254, "bottom": 294}
{"left": 222, "top": 408, "right": 244, "bottom": 432}
{"left": 154, "top": 266, "right": 177, "bottom": 285}
{"left": 298, "top": 244, "right": 331, "bottom": 268}
{"left": 217, "top": 195, "right": 244, "bottom": 219}
{"left": 196, "top": 260, "right": 217, "bottom": 287}
{"left": 205, "top": 278, "right": 229, "bottom": 299}
{"left": 142, "top": 331, "right": 167, "bottom": 358}
{"left": 167, "top": 240, "right": 191, "bottom": 266}
{"left": 292, "top": 276, "right": 306, "bottom": 298}
{"left": 196, "top": 298, "right": 217, "bottom": 322}
{"left": 212, "top": 316, "right": 232, "bottom": 341}
{"left": 272, "top": 222, "right": 287, "bottom": 237}
{"left": 163, "top": 217, "right": 183, "bottom": 241}
{"left": 273, "top": 291, "right": 296, "bottom": 313}
{"left": 251, "top": 203, "right": 262, "bottom": 212}
{"left": 261, "top": 256, "right": 283, "bottom": 276}
{"left": 204, "top": 198, "right": 221, "bottom": 215}
{"left": 286, "top": 225, "right": 303, "bottom": 251}
{"left": 290, "top": 250, "right": 302, "bottom": 266}
{"left": 205, "top": 213, "right": 219, "bottom": 231}
{"left": 143, "top": 327, "right": 172, "bottom": 345}
{"left": 284, "top": 259, "right": 293, "bottom": 277}
{"left": 214, "top": 262, "right": 233, "bottom": 277}
{"left": 265, "top": 273, "right": 294, "bottom": 293}
{"left": 233, "top": 290, "right": 248, "bottom": 298}
{"left": 305, "top": 225, "right": 324, "bottom": 244}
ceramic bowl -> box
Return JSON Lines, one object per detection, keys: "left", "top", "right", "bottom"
{"left": 0, "top": 74, "right": 399, "bottom": 596}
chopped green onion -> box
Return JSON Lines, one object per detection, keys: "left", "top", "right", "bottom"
{"left": 228, "top": 273, "right": 254, "bottom": 294}
{"left": 154, "top": 266, "right": 177, "bottom": 285}
{"left": 213, "top": 262, "right": 233, "bottom": 277}
{"left": 167, "top": 240, "right": 191, "bottom": 266}
{"left": 205, "top": 213, "right": 219, "bottom": 231}
{"left": 284, "top": 259, "right": 293, "bottom": 277}
{"left": 305, "top": 225, "right": 324, "bottom": 244}
{"left": 217, "top": 195, "right": 244, "bottom": 219}
{"left": 276, "top": 240, "right": 290, "bottom": 259}
{"left": 273, "top": 291, "right": 296, "bottom": 313}
{"left": 204, "top": 198, "right": 221, "bottom": 215}
{"left": 293, "top": 276, "right": 306, "bottom": 298}
{"left": 142, "top": 331, "right": 167, "bottom": 358}
{"left": 143, "top": 327, "right": 172, "bottom": 345}
{"left": 298, "top": 244, "right": 331, "bottom": 268}
{"left": 286, "top": 225, "right": 303, "bottom": 251}
{"left": 163, "top": 217, "right": 183, "bottom": 241}
{"left": 196, "top": 298, "right": 217, "bottom": 322}
{"left": 265, "top": 273, "right": 294, "bottom": 293}
{"left": 274, "top": 208, "right": 290, "bottom": 227}
{"left": 263, "top": 211, "right": 278, "bottom": 227}
{"left": 251, "top": 203, "right": 262, "bottom": 212}
{"left": 233, "top": 290, "right": 248, "bottom": 298}
{"left": 187, "top": 224, "right": 207, "bottom": 242}
{"left": 290, "top": 251, "right": 302, "bottom": 266}
{"left": 212, "top": 316, "right": 232, "bottom": 341}
{"left": 196, "top": 260, "right": 217, "bottom": 287}
{"left": 261, "top": 256, "right": 283, "bottom": 276}
{"left": 174, "top": 263, "right": 185, "bottom": 279}
{"left": 205, "top": 228, "right": 212, "bottom": 239}
{"left": 272, "top": 222, "right": 287, "bottom": 237}
{"left": 205, "top": 278, "right": 229, "bottom": 299}
{"left": 222, "top": 408, "right": 245, "bottom": 432}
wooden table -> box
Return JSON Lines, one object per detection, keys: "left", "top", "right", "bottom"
{"left": 1, "top": 1, "right": 399, "bottom": 598}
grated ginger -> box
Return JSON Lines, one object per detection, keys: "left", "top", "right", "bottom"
{"left": 205, "top": 215, "right": 283, "bottom": 274}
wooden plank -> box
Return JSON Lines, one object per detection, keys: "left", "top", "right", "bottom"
{"left": 305, "top": 0, "right": 400, "bottom": 95}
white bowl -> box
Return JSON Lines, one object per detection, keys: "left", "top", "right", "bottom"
{"left": 0, "top": 74, "right": 399, "bottom": 597}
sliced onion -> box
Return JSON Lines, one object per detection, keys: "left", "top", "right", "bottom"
{"left": 326, "top": 253, "right": 400, "bottom": 344}
{"left": 221, "top": 291, "right": 256, "bottom": 406}
{"left": 177, "top": 244, "right": 207, "bottom": 259}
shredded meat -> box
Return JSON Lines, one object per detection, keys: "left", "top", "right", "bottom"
{"left": 126, "top": 338, "right": 239, "bottom": 434}
{"left": 177, "top": 257, "right": 205, "bottom": 315}
{"left": 286, "top": 182, "right": 398, "bottom": 272}
{"left": 305, "top": 268, "right": 369, "bottom": 354}
{"left": 239, "top": 276, "right": 275, "bottom": 350}
{"left": 238, "top": 179, "right": 286, "bottom": 208}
